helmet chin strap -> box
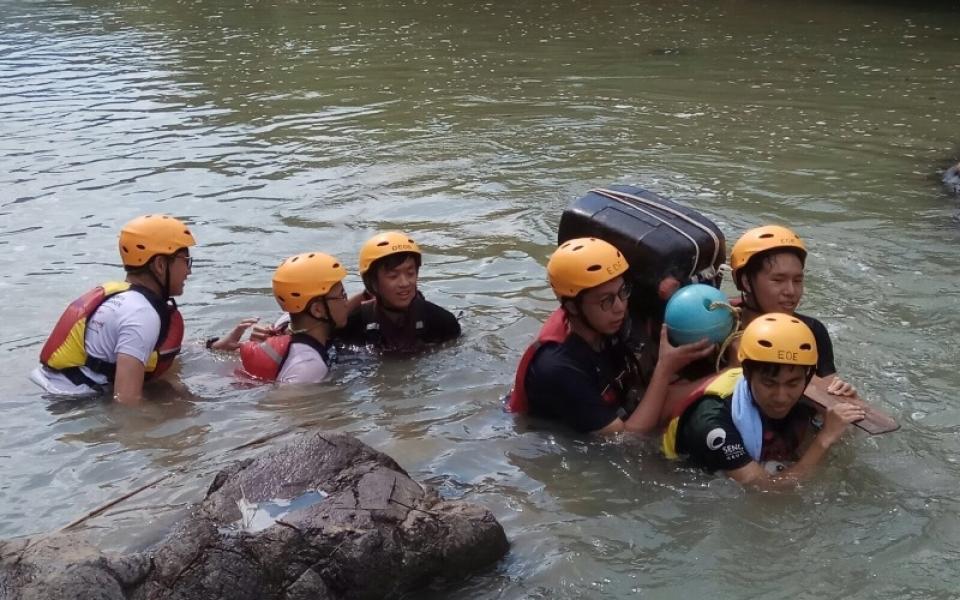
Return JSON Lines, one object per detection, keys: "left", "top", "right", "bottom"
{"left": 145, "top": 256, "right": 171, "bottom": 300}
{"left": 291, "top": 297, "right": 334, "bottom": 334}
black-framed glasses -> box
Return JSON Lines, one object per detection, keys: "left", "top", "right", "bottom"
{"left": 327, "top": 287, "right": 348, "bottom": 302}
{"left": 596, "top": 282, "right": 631, "bottom": 312}
{"left": 170, "top": 253, "right": 193, "bottom": 269}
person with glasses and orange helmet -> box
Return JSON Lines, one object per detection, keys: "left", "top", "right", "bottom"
{"left": 507, "top": 238, "right": 713, "bottom": 435}
{"left": 729, "top": 225, "right": 855, "bottom": 396}
{"left": 31, "top": 215, "right": 195, "bottom": 404}
{"left": 662, "top": 314, "right": 864, "bottom": 487}
{"left": 335, "top": 231, "right": 460, "bottom": 353}
{"left": 224, "top": 252, "right": 351, "bottom": 384}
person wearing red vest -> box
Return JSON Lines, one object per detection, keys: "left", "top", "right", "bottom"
{"left": 31, "top": 215, "right": 196, "bottom": 405}
{"left": 663, "top": 313, "right": 864, "bottom": 487}
{"left": 508, "top": 238, "right": 714, "bottom": 434}
{"left": 221, "top": 252, "right": 349, "bottom": 384}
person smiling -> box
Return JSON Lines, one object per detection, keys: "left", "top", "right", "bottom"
{"left": 730, "top": 225, "right": 855, "bottom": 396}
{"left": 335, "top": 231, "right": 460, "bottom": 352}
{"left": 508, "top": 238, "right": 713, "bottom": 435}
{"left": 662, "top": 314, "right": 864, "bottom": 487}
{"left": 31, "top": 215, "right": 195, "bottom": 405}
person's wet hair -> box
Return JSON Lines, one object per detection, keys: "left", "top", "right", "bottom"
{"left": 737, "top": 247, "right": 806, "bottom": 291}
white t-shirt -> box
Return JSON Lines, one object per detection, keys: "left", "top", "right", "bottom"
{"left": 277, "top": 340, "right": 331, "bottom": 384}
{"left": 30, "top": 290, "right": 162, "bottom": 396}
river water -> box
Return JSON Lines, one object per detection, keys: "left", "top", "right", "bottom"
{"left": 1, "top": 0, "right": 959, "bottom": 597}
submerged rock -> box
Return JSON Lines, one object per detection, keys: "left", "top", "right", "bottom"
{"left": 0, "top": 433, "right": 509, "bottom": 600}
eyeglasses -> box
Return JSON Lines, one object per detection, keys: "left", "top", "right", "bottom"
{"left": 594, "top": 282, "right": 631, "bottom": 312}
{"left": 171, "top": 253, "right": 193, "bottom": 269}
{"left": 327, "top": 288, "right": 348, "bottom": 302}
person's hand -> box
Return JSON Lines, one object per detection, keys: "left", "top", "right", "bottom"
{"left": 826, "top": 376, "right": 856, "bottom": 397}
{"left": 249, "top": 323, "right": 281, "bottom": 343}
{"left": 656, "top": 325, "right": 714, "bottom": 375}
{"left": 820, "top": 402, "right": 866, "bottom": 445}
{"left": 210, "top": 317, "right": 260, "bottom": 351}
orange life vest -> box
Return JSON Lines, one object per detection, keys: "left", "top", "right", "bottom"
{"left": 39, "top": 282, "right": 183, "bottom": 385}
{"left": 238, "top": 335, "right": 293, "bottom": 381}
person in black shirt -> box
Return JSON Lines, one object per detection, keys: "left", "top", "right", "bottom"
{"left": 508, "top": 238, "right": 713, "bottom": 434}
{"left": 729, "top": 225, "right": 854, "bottom": 395}
{"left": 667, "top": 313, "right": 863, "bottom": 488}
{"left": 335, "top": 231, "right": 460, "bottom": 352}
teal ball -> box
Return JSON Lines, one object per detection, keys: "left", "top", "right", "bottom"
{"left": 664, "top": 284, "right": 735, "bottom": 345}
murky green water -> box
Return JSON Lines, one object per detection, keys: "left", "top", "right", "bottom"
{"left": 2, "top": 0, "right": 959, "bottom": 596}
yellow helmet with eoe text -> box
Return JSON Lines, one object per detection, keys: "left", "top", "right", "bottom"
{"left": 272, "top": 252, "right": 348, "bottom": 314}
{"left": 119, "top": 214, "right": 196, "bottom": 267}
{"left": 738, "top": 313, "right": 818, "bottom": 366}
{"left": 548, "top": 237, "right": 629, "bottom": 299}
{"left": 729, "top": 225, "right": 806, "bottom": 290}
{"left": 358, "top": 232, "right": 421, "bottom": 275}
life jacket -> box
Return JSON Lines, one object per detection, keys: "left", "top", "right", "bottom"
{"left": 661, "top": 368, "right": 740, "bottom": 459}
{"left": 661, "top": 367, "right": 810, "bottom": 463}
{"left": 39, "top": 282, "right": 183, "bottom": 388}
{"left": 506, "top": 308, "right": 628, "bottom": 414}
{"left": 506, "top": 308, "right": 569, "bottom": 414}
{"left": 238, "top": 333, "right": 329, "bottom": 382}
{"left": 359, "top": 294, "right": 427, "bottom": 352}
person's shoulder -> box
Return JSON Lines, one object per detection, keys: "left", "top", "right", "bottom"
{"left": 682, "top": 395, "right": 734, "bottom": 436}
{"left": 111, "top": 291, "right": 161, "bottom": 323}
{"left": 794, "top": 312, "right": 827, "bottom": 334}
{"left": 420, "top": 298, "right": 458, "bottom": 322}
{"left": 529, "top": 338, "right": 590, "bottom": 378}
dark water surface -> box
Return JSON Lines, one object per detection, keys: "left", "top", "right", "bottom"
{"left": 1, "top": 0, "right": 959, "bottom": 597}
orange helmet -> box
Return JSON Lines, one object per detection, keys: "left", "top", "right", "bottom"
{"left": 738, "top": 313, "right": 818, "bottom": 367}
{"left": 272, "top": 252, "right": 347, "bottom": 314}
{"left": 730, "top": 225, "right": 806, "bottom": 289}
{"left": 119, "top": 215, "right": 196, "bottom": 267}
{"left": 547, "top": 238, "right": 629, "bottom": 299}
{"left": 358, "top": 232, "right": 421, "bottom": 275}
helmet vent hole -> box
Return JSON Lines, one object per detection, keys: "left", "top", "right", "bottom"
{"left": 572, "top": 245, "right": 584, "bottom": 251}
{"left": 308, "top": 253, "right": 315, "bottom": 258}
{"left": 291, "top": 292, "right": 301, "bottom": 297}
{"left": 586, "top": 264, "right": 601, "bottom": 272}
{"left": 758, "top": 340, "right": 773, "bottom": 348}
{"left": 291, "top": 256, "right": 299, "bottom": 262}
{"left": 377, "top": 241, "right": 389, "bottom": 247}
{"left": 759, "top": 233, "right": 773, "bottom": 239}
{"left": 333, "top": 262, "right": 340, "bottom": 268}
{"left": 764, "top": 316, "right": 776, "bottom": 321}
{"left": 122, "top": 245, "right": 129, "bottom": 253}
{"left": 790, "top": 318, "right": 800, "bottom": 323}
{"left": 799, "top": 343, "right": 812, "bottom": 350}
{"left": 136, "top": 244, "right": 146, "bottom": 250}
{"left": 407, "top": 239, "right": 415, "bottom": 244}
{"left": 184, "top": 229, "right": 191, "bottom": 235}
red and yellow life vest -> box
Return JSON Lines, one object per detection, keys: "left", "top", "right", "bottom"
{"left": 238, "top": 335, "right": 292, "bottom": 381}
{"left": 661, "top": 368, "right": 741, "bottom": 459}
{"left": 39, "top": 281, "right": 183, "bottom": 380}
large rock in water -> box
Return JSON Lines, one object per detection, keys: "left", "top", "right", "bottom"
{"left": 0, "top": 433, "right": 509, "bottom": 600}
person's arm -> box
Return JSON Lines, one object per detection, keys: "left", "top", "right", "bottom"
{"left": 725, "top": 402, "right": 865, "bottom": 488}
{"left": 345, "top": 291, "right": 368, "bottom": 316}
{"left": 209, "top": 317, "right": 261, "bottom": 351}
{"left": 596, "top": 326, "right": 713, "bottom": 435}
{"left": 113, "top": 353, "right": 147, "bottom": 406}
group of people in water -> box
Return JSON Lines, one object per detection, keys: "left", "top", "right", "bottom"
{"left": 30, "top": 212, "right": 866, "bottom": 489}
